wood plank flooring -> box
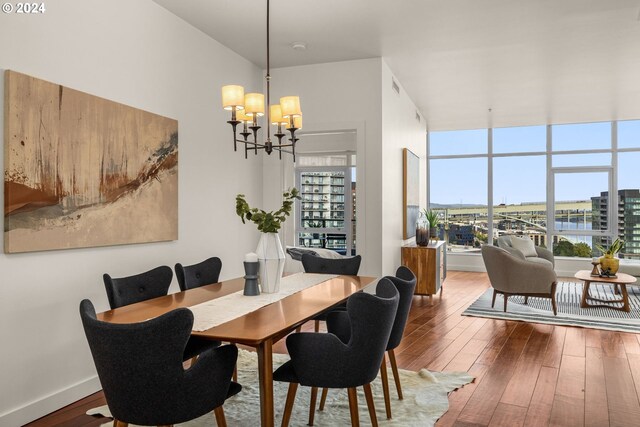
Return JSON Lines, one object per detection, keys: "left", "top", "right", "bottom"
{"left": 25, "top": 271, "right": 640, "bottom": 427}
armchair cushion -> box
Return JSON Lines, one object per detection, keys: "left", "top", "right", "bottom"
{"left": 510, "top": 236, "right": 537, "bottom": 258}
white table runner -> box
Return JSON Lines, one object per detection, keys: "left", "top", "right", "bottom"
{"left": 189, "top": 273, "right": 337, "bottom": 332}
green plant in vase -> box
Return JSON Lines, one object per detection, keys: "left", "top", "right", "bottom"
{"left": 595, "top": 238, "right": 624, "bottom": 276}
{"left": 422, "top": 209, "right": 441, "bottom": 243}
{"left": 235, "top": 188, "right": 300, "bottom": 233}
{"left": 235, "top": 188, "right": 301, "bottom": 293}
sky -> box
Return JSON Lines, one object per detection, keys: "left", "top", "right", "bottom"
{"left": 429, "top": 121, "right": 640, "bottom": 206}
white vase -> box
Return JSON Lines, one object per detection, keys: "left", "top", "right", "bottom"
{"left": 255, "top": 232, "right": 285, "bottom": 293}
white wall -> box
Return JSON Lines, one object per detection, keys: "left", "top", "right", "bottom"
{"left": 263, "top": 59, "right": 427, "bottom": 277}
{"left": 380, "top": 60, "right": 428, "bottom": 275}
{"left": 0, "top": 1, "right": 263, "bottom": 425}
{"left": 265, "top": 59, "right": 383, "bottom": 276}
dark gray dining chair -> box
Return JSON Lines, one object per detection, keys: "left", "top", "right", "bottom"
{"left": 103, "top": 265, "right": 173, "bottom": 310}
{"left": 273, "top": 278, "right": 399, "bottom": 427}
{"left": 301, "top": 253, "right": 362, "bottom": 275}
{"left": 175, "top": 257, "right": 223, "bottom": 291}
{"left": 315, "top": 266, "right": 417, "bottom": 420}
{"left": 80, "top": 299, "right": 241, "bottom": 427}
{"left": 103, "top": 266, "right": 220, "bottom": 362}
{"left": 300, "top": 253, "right": 362, "bottom": 332}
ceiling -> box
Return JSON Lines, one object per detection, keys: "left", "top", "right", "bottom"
{"left": 154, "top": 0, "right": 640, "bottom": 131}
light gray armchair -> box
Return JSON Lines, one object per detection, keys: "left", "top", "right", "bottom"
{"left": 481, "top": 245, "right": 558, "bottom": 315}
{"left": 497, "top": 235, "right": 555, "bottom": 268}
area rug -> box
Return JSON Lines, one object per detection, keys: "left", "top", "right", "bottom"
{"left": 88, "top": 348, "right": 474, "bottom": 426}
{"left": 463, "top": 281, "right": 640, "bottom": 332}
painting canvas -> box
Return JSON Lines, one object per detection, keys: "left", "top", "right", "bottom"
{"left": 4, "top": 70, "right": 178, "bottom": 253}
{"left": 403, "top": 148, "right": 419, "bottom": 239}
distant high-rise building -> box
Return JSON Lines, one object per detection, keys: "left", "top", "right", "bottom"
{"left": 592, "top": 189, "right": 640, "bottom": 259}
{"left": 445, "top": 224, "right": 475, "bottom": 247}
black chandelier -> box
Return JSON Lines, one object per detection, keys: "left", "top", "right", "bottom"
{"left": 221, "top": 0, "right": 302, "bottom": 161}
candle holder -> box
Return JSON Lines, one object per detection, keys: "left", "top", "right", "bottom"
{"left": 243, "top": 261, "right": 260, "bottom": 296}
{"left": 590, "top": 260, "right": 600, "bottom": 277}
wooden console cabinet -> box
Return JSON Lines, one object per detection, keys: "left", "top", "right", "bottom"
{"left": 401, "top": 241, "right": 447, "bottom": 295}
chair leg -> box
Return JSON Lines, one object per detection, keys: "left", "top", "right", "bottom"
{"left": 550, "top": 282, "right": 558, "bottom": 316}
{"left": 363, "top": 383, "right": 378, "bottom": 427}
{"left": 491, "top": 289, "right": 497, "bottom": 308}
{"left": 503, "top": 293, "right": 508, "bottom": 312}
{"left": 281, "top": 383, "right": 298, "bottom": 427}
{"left": 319, "top": 388, "right": 328, "bottom": 411}
{"left": 524, "top": 295, "right": 529, "bottom": 305}
{"left": 388, "top": 349, "right": 403, "bottom": 400}
{"left": 379, "top": 353, "right": 392, "bottom": 419}
{"left": 314, "top": 320, "right": 320, "bottom": 332}
{"left": 214, "top": 406, "right": 227, "bottom": 427}
{"left": 232, "top": 365, "right": 238, "bottom": 382}
{"left": 308, "top": 386, "right": 318, "bottom": 426}
{"left": 347, "top": 387, "right": 360, "bottom": 427}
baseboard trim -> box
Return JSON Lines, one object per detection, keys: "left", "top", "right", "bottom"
{"left": 0, "top": 375, "right": 101, "bottom": 426}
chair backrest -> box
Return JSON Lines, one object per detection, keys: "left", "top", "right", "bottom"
{"left": 79, "top": 299, "right": 191, "bottom": 424}
{"left": 481, "top": 245, "right": 516, "bottom": 292}
{"left": 103, "top": 266, "right": 173, "bottom": 309}
{"left": 175, "top": 257, "right": 222, "bottom": 291}
{"left": 301, "top": 253, "right": 362, "bottom": 275}
{"left": 343, "top": 278, "right": 400, "bottom": 385}
{"left": 497, "top": 236, "right": 512, "bottom": 249}
{"left": 385, "top": 266, "right": 417, "bottom": 350}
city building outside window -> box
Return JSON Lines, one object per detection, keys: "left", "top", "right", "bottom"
{"left": 295, "top": 154, "right": 356, "bottom": 255}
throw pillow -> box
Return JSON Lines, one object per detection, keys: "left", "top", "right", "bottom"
{"left": 510, "top": 236, "right": 537, "bottom": 258}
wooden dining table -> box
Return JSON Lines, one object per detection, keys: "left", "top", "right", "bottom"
{"left": 97, "top": 274, "right": 376, "bottom": 427}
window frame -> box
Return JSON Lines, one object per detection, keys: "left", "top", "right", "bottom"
{"left": 427, "top": 121, "right": 640, "bottom": 259}
{"left": 294, "top": 153, "right": 356, "bottom": 254}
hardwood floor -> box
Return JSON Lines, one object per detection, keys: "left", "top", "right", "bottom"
{"left": 25, "top": 271, "right": 640, "bottom": 427}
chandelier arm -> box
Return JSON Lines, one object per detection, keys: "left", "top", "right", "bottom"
{"left": 236, "top": 139, "right": 269, "bottom": 149}
{"left": 227, "top": 120, "right": 240, "bottom": 152}
{"left": 276, "top": 130, "right": 284, "bottom": 160}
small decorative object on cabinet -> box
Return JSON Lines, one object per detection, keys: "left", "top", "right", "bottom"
{"left": 415, "top": 215, "right": 430, "bottom": 246}
{"left": 401, "top": 241, "right": 446, "bottom": 295}
{"left": 423, "top": 209, "right": 441, "bottom": 243}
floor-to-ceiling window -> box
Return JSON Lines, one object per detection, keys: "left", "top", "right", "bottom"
{"left": 429, "top": 130, "right": 488, "bottom": 252}
{"left": 428, "top": 120, "right": 640, "bottom": 260}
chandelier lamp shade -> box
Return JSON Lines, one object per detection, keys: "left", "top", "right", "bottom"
{"left": 221, "top": 0, "right": 302, "bottom": 161}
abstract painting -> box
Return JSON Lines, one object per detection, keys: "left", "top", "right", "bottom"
{"left": 403, "top": 148, "right": 419, "bottom": 240}
{"left": 4, "top": 70, "right": 178, "bottom": 253}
